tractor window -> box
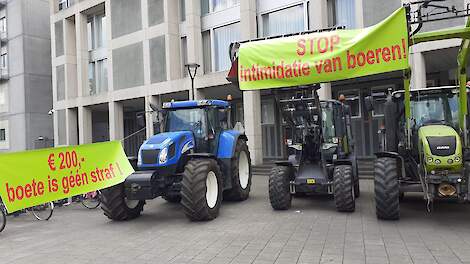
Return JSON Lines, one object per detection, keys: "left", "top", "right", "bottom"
{"left": 411, "top": 92, "right": 459, "bottom": 129}
{"left": 165, "top": 108, "right": 207, "bottom": 137}
{"left": 321, "top": 104, "right": 336, "bottom": 143}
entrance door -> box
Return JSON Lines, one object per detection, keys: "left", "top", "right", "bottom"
{"left": 261, "top": 99, "right": 282, "bottom": 160}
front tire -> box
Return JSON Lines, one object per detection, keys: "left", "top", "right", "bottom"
{"left": 100, "top": 183, "right": 145, "bottom": 221}
{"left": 333, "top": 165, "right": 355, "bottom": 212}
{"left": 224, "top": 140, "right": 252, "bottom": 201}
{"left": 181, "top": 159, "right": 223, "bottom": 221}
{"left": 269, "top": 166, "right": 293, "bottom": 210}
{"left": 374, "top": 157, "right": 400, "bottom": 220}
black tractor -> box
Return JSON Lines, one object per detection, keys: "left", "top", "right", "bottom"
{"left": 268, "top": 86, "right": 359, "bottom": 212}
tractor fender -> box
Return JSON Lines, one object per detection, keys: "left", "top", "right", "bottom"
{"left": 217, "top": 130, "right": 247, "bottom": 159}
{"left": 374, "top": 151, "right": 405, "bottom": 179}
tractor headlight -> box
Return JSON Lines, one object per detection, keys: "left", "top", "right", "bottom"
{"left": 159, "top": 147, "right": 168, "bottom": 164}
{"left": 455, "top": 156, "right": 461, "bottom": 162}
{"left": 435, "top": 159, "right": 441, "bottom": 165}
{"left": 447, "top": 159, "right": 454, "bottom": 164}
{"left": 137, "top": 151, "right": 142, "bottom": 165}
{"left": 426, "top": 157, "right": 433, "bottom": 163}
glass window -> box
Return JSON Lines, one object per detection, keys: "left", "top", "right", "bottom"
{"left": 262, "top": 5, "right": 304, "bottom": 37}
{"left": 181, "top": 37, "right": 188, "bottom": 76}
{"left": 0, "top": 128, "right": 5, "bottom": 141}
{"left": 0, "top": 53, "right": 7, "bottom": 69}
{"left": 0, "top": 17, "right": 6, "bottom": 32}
{"left": 202, "top": 30, "right": 212, "bottom": 73}
{"left": 214, "top": 23, "right": 240, "bottom": 71}
{"left": 148, "top": 0, "right": 164, "bottom": 26}
{"left": 150, "top": 36, "right": 167, "bottom": 83}
{"left": 55, "top": 20, "right": 64, "bottom": 57}
{"left": 88, "top": 62, "right": 95, "bottom": 95}
{"left": 334, "top": 0, "right": 356, "bottom": 29}
{"left": 201, "top": 0, "right": 239, "bottom": 14}
{"left": 56, "top": 65, "right": 65, "bottom": 101}
{"left": 261, "top": 102, "right": 275, "bottom": 124}
{"left": 0, "top": 87, "right": 5, "bottom": 105}
{"left": 180, "top": 0, "right": 186, "bottom": 22}
{"left": 342, "top": 91, "right": 361, "bottom": 118}
{"left": 327, "top": 0, "right": 336, "bottom": 27}
{"left": 88, "top": 13, "right": 108, "bottom": 95}
{"left": 165, "top": 109, "right": 207, "bottom": 137}
{"left": 371, "top": 89, "right": 389, "bottom": 117}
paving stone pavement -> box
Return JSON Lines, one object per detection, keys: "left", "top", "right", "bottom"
{"left": 1, "top": 176, "right": 470, "bottom": 264}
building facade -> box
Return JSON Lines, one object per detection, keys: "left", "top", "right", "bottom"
{"left": 49, "top": 0, "right": 469, "bottom": 164}
{"left": 0, "top": 0, "right": 53, "bottom": 152}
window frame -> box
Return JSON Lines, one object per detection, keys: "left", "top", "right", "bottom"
{"left": 202, "top": 0, "right": 241, "bottom": 16}
{"left": 87, "top": 12, "right": 108, "bottom": 96}
{"left": 258, "top": 2, "right": 309, "bottom": 38}
{"left": 370, "top": 85, "right": 394, "bottom": 117}
{"left": 341, "top": 89, "right": 362, "bottom": 119}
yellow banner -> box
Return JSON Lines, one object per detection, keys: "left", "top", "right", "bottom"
{"left": 0, "top": 141, "right": 134, "bottom": 213}
{"left": 238, "top": 7, "right": 409, "bottom": 90}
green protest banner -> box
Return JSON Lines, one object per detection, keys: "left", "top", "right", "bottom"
{"left": 0, "top": 141, "right": 134, "bottom": 213}
{"left": 238, "top": 7, "right": 409, "bottom": 90}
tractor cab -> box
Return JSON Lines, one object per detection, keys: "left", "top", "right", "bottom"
{"left": 160, "top": 100, "right": 230, "bottom": 155}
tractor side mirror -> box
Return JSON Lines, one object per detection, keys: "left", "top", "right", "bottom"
{"left": 364, "top": 96, "right": 374, "bottom": 112}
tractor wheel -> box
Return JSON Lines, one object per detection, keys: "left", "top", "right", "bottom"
{"left": 333, "top": 165, "right": 355, "bottom": 212}
{"left": 269, "top": 166, "right": 292, "bottom": 210}
{"left": 224, "top": 140, "right": 252, "bottom": 201}
{"left": 181, "top": 159, "right": 223, "bottom": 221}
{"left": 374, "top": 157, "right": 400, "bottom": 220}
{"left": 162, "top": 194, "right": 181, "bottom": 203}
{"left": 100, "top": 183, "right": 145, "bottom": 221}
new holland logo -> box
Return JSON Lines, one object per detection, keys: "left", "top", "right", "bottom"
{"left": 436, "top": 145, "right": 450, "bottom": 150}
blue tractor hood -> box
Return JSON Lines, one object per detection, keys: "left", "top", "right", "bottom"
{"left": 138, "top": 131, "right": 194, "bottom": 169}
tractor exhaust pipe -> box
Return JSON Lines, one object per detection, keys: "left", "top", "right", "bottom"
{"left": 438, "top": 183, "right": 457, "bottom": 197}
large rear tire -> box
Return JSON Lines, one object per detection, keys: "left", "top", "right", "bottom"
{"left": 100, "top": 183, "right": 145, "bottom": 221}
{"left": 374, "top": 157, "right": 400, "bottom": 220}
{"left": 269, "top": 166, "right": 292, "bottom": 210}
{"left": 181, "top": 159, "right": 223, "bottom": 221}
{"left": 224, "top": 140, "right": 252, "bottom": 201}
{"left": 333, "top": 165, "right": 355, "bottom": 212}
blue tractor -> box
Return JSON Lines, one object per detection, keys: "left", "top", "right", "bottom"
{"left": 100, "top": 100, "right": 252, "bottom": 221}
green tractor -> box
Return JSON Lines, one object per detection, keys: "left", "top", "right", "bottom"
{"left": 366, "top": 2, "right": 470, "bottom": 219}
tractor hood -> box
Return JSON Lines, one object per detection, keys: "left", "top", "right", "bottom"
{"left": 138, "top": 131, "right": 194, "bottom": 168}
{"left": 418, "top": 125, "right": 462, "bottom": 171}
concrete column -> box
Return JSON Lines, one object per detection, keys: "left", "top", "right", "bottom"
{"left": 309, "top": 0, "right": 328, "bottom": 30}
{"left": 109, "top": 101, "right": 124, "bottom": 140}
{"left": 145, "top": 95, "right": 160, "bottom": 138}
{"left": 75, "top": 13, "right": 88, "bottom": 97}
{"left": 318, "top": 83, "right": 332, "bottom": 100}
{"left": 78, "top": 106, "right": 92, "bottom": 144}
{"left": 410, "top": 51, "right": 426, "bottom": 88}
{"left": 66, "top": 108, "right": 78, "bottom": 145}
{"left": 240, "top": 0, "right": 263, "bottom": 165}
{"left": 309, "top": 0, "right": 333, "bottom": 100}
{"left": 186, "top": 0, "right": 204, "bottom": 99}
{"left": 164, "top": 0, "right": 182, "bottom": 81}
{"left": 243, "top": 91, "right": 263, "bottom": 165}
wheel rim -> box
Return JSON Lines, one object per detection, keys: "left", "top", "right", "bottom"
{"left": 238, "top": 151, "right": 250, "bottom": 189}
{"left": 125, "top": 198, "right": 139, "bottom": 209}
{"left": 206, "top": 171, "right": 218, "bottom": 209}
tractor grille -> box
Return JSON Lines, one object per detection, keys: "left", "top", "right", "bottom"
{"left": 142, "top": 149, "right": 160, "bottom": 164}
{"left": 426, "top": 136, "right": 456, "bottom": 156}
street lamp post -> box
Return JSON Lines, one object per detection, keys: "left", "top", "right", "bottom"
{"left": 185, "top": 63, "right": 200, "bottom": 100}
